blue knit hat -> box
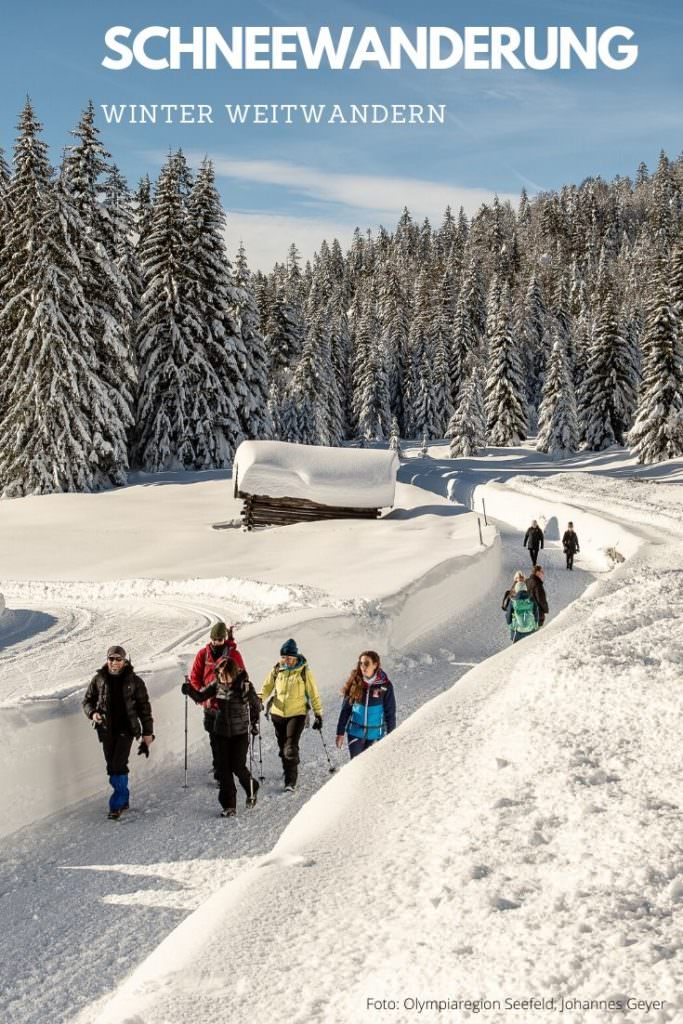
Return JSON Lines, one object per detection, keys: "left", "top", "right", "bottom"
{"left": 280, "top": 638, "right": 298, "bottom": 657}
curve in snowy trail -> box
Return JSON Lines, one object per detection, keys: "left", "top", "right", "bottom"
{"left": 89, "top": 459, "right": 682, "bottom": 1024}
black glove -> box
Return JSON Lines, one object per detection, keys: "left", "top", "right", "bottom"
{"left": 181, "top": 681, "right": 191, "bottom": 696}
{"left": 250, "top": 724, "right": 259, "bottom": 736}
{"left": 137, "top": 739, "right": 150, "bottom": 758}
{"left": 312, "top": 714, "right": 323, "bottom": 731}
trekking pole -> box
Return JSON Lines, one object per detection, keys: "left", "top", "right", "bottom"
{"left": 477, "top": 516, "right": 484, "bottom": 546}
{"left": 257, "top": 731, "right": 265, "bottom": 781}
{"left": 183, "top": 675, "right": 189, "bottom": 789}
{"left": 482, "top": 498, "right": 488, "bottom": 526}
{"left": 318, "top": 729, "right": 336, "bottom": 773}
{"left": 246, "top": 696, "right": 255, "bottom": 802}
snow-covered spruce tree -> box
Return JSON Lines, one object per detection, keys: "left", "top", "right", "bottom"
{"left": 447, "top": 357, "right": 487, "bottom": 458}
{"left": 0, "top": 147, "right": 11, "bottom": 250}
{"left": 134, "top": 175, "right": 154, "bottom": 254}
{"left": 407, "top": 268, "right": 440, "bottom": 439}
{"left": 291, "top": 301, "right": 342, "bottom": 446}
{"left": 389, "top": 415, "right": 402, "bottom": 455}
{"left": 355, "top": 296, "right": 391, "bottom": 442}
{"left": 265, "top": 285, "right": 302, "bottom": 381}
{"left": 670, "top": 241, "right": 683, "bottom": 321}
{"left": 0, "top": 179, "right": 104, "bottom": 495}
{"left": 521, "top": 272, "right": 548, "bottom": 409}
{"left": 628, "top": 274, "right": 683, "bottom": 463}
{"left": 432, "top": 330, "right": 453, "bottom": 435}
{"left": 536, "top": 331, "right": 579, "bottom": 455}
{"left": 448, "top": 293, "right": 477, "bottom": 408}
{"left": 579, "top": 293, "right": 639, "bottom": 450}
{"left": 413, "top": 347, "right": 442, "bottom": 441}
{"left": 0, "top": 100, "right": 52, "bottom": 428}
{"left": 186, "top": 159, "right": 250, "bottom": 462}
{"left": 328, "top": 285, "right": 353, "bottom": 439}
{"left": 135, "top": 152, "right": 216, "bottom": 470}
{"left": 484, "top": 284, "right": 528, "bottom": 445}
{"left": 62, "top": 101, "right": 135, "bottom": 485}
{"left": 232, "top": 241, "right": 272, "bottom": 440}
{"left": 378, "top": 257, "right": 410, "bottom": 430}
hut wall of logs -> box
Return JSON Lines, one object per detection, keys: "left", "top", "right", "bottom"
{"left": 239, "top": 492, "right": 380, "bottom": 530}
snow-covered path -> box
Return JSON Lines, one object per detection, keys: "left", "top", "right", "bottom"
{"left": 91, "top": 456, "right": 682, "bottom": 1024}
{"left": 0, "top": 514, "right": 592, "bottom": 1024}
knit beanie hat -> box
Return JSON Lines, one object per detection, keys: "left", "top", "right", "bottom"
{"left": 107, "top": 645, "right": 127, "bottom": 660}
{"left": 210, "top": 622, "right": 228, "bottom": 641}
{"left": 280, "top": 638, "right": 298, "bottom": 657}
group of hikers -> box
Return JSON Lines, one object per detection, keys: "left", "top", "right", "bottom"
{"left": 503, "top": 518, "right": 580, "bottom": 643}
{"left": 81, "top": 518, "right": 580, "bottom": 821}
{"left": 83, "top": 626, "right": 396, "bottom": 820}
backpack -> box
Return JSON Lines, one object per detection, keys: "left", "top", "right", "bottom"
{"left": 511, "top": 595, "right": 537, "bottom": 634}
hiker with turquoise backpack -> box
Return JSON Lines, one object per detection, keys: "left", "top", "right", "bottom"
{"left": 259, "top": 639, "right": 323, "bottom": 791}
{"left": 505, "top": 580, "right": 540, "bottom": 643}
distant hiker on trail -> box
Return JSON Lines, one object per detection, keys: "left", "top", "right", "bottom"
{"left": 82, "top": 646, "right": 154, "bottom": 820}
{"left": 505, "top": 581, "right": 540, "bottom": 644}
{"left": 259, "top": 639, "right": 323, "bottom": 792}
{"left": 562, "top": 522, "right": 580, "bottom": 570}
{"left": 526, "top": 565, "right": 549, "bottom": 627}
{"left": 501, "top": 570, "right": 527, "bottom": 611}
{"left": 189, "top": 622, "right": 246, "bottom": 783}
{"left": 336, "top": 651, "right": 396, "bottom": 759}
{"left": 523, "top": 520, "right": 544, "bottom": 565}
{"left": 182, "top": 656, "right": 260, "bottom": 817}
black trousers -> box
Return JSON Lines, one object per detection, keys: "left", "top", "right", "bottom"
{"left": 565, "top": 550, "right": 575, "bottom": 570}
{"left": 100, "top": 730, "right": 134, "bottom": 776}
{"left": 271, "top": 715, "right": 306, "bottom": 786}
{"left": 204, "top": 710, "right": 220, "bottom": 777}
{"left": 214, "top": 733, "right": 255, "bottom": 810}
{"left": 528, "top": 546, "right": 539, "bottom": 565}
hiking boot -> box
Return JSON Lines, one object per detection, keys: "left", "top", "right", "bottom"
{"left": 246, "top": 781, "right": 259, "bottom": 808}
{"left": 220, "top": 808, "right": 237, "bottom": 818}
{"left": 107, "top": 809, "right": 122, "bottom": 820}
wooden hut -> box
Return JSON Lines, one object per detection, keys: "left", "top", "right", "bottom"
{"left": 233, "top": 441, "right": 398, "bottom": 530}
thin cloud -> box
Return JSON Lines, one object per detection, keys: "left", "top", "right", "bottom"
{"left": 203, "top": 156, "right": 519, "bottom": 219}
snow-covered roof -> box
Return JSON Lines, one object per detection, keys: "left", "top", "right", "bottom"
{"left": 234, "top": 441, "right": 398, "bottom": 508}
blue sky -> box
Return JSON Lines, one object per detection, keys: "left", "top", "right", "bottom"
{"left": 2, "top": 0, "right": 682, "bottom": 268}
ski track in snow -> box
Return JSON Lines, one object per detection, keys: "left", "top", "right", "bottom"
{"left": 0, "top": 513, "right": 590, "bottom": 1024}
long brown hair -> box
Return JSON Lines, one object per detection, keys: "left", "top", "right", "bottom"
{"left": 216, "top": 657, "right": 243, "bottom": 685}
{"left": 341, "top": 650, "right": 381, "bottom": 703}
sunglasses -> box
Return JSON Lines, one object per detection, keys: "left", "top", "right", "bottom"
{"left": 359, "top": 659, "right": 375, "bottom": 666}
{"left": 108, "top": 656, "right": 124, "bottom": 663}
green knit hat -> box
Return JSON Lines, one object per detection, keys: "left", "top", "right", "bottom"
{"left": 210, "top": 622, "right": 228, "bottom": 641}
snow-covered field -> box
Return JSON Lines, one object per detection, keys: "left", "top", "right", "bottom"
{"left": 1, "top": 443, "right": 681, "bottom": 1024}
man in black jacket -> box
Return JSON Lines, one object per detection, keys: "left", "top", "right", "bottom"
{"left": 523, "top": 520, "right": 544, "bottom": 566}
{"left": 83, "top": 645, "right": 155, "bottom": 819}
{"left": 562, "top": 522, "right": 580, "bottom": 570}
{"left": 526, "top": 565, "right": 549, "bottom": 626}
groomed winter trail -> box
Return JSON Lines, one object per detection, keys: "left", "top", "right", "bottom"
{"left": 0, "top": 453, "right": 602, "bottom": 1024}
{"left": 88, "top": 446, "right": 683, "bottom": 1024}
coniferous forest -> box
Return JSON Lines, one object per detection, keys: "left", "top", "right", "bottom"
{"left": 1, "top": 99, "right": 683, "bottom": 496}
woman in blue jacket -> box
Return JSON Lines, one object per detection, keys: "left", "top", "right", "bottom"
{"left": 335, "top": 651, "right": 396, "bottom": 759}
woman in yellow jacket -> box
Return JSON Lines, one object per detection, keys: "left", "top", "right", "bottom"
{"left": 259, "top": 638, "right": 323, "bottom": 791}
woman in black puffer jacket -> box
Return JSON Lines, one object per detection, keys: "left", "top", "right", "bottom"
{"left": 182, "top": 656, "right": 261, "bottom": 817}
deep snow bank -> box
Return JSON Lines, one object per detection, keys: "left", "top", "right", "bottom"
{"left": 94, "top": 475, "right": 683, "bottom": 1024}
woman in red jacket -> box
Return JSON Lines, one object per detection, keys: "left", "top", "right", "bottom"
{"left": 188, "top": 622, "right": 245, "bottom": 781}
